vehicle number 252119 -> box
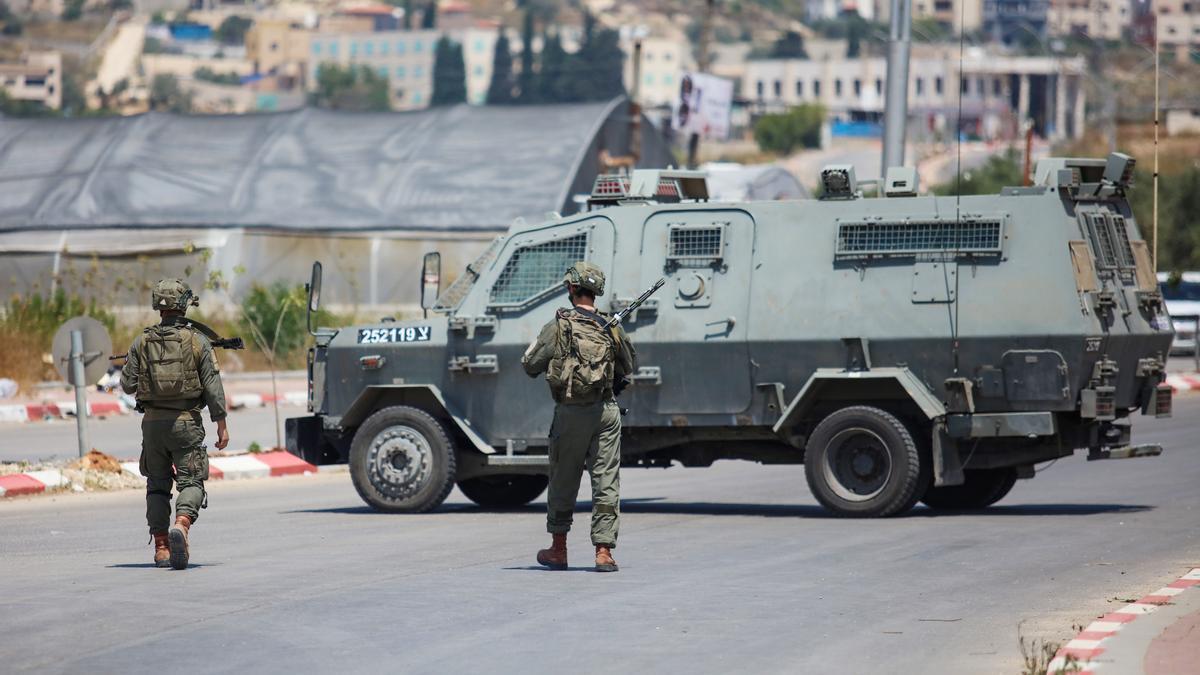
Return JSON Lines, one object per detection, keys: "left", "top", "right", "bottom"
{"left": 357, "top": 326, "right": 432, "bottom": 344}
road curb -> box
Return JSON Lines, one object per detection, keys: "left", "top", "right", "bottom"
{"left": 1046, "top": 567, "right": 1200, "bottom": 674}
{"left": 119, "top": 450, "right": 317, "bottom": 482}
{"left": 0, "top": 469, "right": 71, "bottom": 497}
{"left": 1165, "top": 373, "right": 1200, "bottom": 393}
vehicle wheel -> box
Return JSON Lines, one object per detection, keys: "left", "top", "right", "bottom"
{"left": 920, "top": 468, "right": 1018, "bottom": 510}
{"left": 804, "top": 406, "right": 924, "bottom": 517}
{"left": 457, "top": 474, "right": 549, "bottom": 508}
{"left": 349, "top": 405, "right": 456, "bottom": 513}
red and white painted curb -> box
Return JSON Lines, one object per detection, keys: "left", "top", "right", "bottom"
{"left": 120, "top": 450, "right": 317, "bottom": 481}
{"left": 0, "top": 470, "right": 70, "bottom": 497}
{"left": 228, "top": 391, "right": 308, "bottom": 410}
{"left": 0, "top": 401, "right": 127, "bottom": 424}
{"left": 1046, "top": 568, "right": 1200, "bottom": 674}
{"left": 1165, "top": 373, "right": 1200, "bottom": 393}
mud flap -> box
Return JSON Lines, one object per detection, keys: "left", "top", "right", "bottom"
{"left": 932, "top": 420, "right": 965, "bottom": 487}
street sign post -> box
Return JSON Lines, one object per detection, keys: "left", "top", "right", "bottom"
{"left": 51, "top": 316, "right": 112, "bottom": 459}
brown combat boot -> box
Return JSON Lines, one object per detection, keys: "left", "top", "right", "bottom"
{"left": 536, "top": 533, "right": 568, "bottom": 570}
{"left": 152, "top": 533, "right": 170, "bottom": 568}
{"left": 594, "top": 545, "right": 618, "bottom": 573}
{"left": 168, "top": 514, "right": 192, "bottom": 570}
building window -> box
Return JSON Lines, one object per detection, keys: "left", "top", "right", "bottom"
{"left": 875, "top": 78, "right": 882, "bottom": 95}
{"left": 413, "top": 92, "right": 422, "bottom": 104}
{"left": 664, "top": 74, "right": 674, "bottom": 85}
{"left": 414, "top": 40, "right": 423, "bottom": 52}
{"left": 814, "top": 80, "right": 821, "bottom": 96}
{"left": 664, "top": 52, "right": 673, "bottom": 61}
{"left": 756, "top": 80, "right": 764, "bottom": 98}
{"left": 961, "top": 77, "right": 968, "bottom": 94}
{"left": 312, "top": 42, "right": 321, "bottom": 55}
{"left": 474, "top": 65, "right": 483, "bottom": 76}
{"left": 381, "top": 42, "right": 389, "bottom": 55}
{"left": 475, "top": 39, "right": 485, "bottom": 53}
{"left": 796, "top": 80, "right": 804, "bottom": 96}
{"left": 916, "top": 77, "right": 924, "bottom": 95}
{"left": 330, "top": 42, "right": 339, "bottom": 57}
{"left": 835, "top": 79, "right": 842, "bottom": 96}
{"left": 378, "top": 66, "right": 387, "bottom": 77}
{"left": 365, "top": 42, "right": 374, "bottom": 56}
{"left": 397, "top": 41, "right": 406, "bottom": 54}
{"left": 414, "top": 65, "right": 424, "bottom": 77}
{"left": 935, "top": 76, "right": 943, "bottom": 94}
{"left": 350, "top": 42, "right": 358, "bottom": 58}
{"left": 396, "top": 66, "right": 406, "bottom": 79}
{"left": 976, "top": 77, "right": 985, "bottom": 95}
{"left": 853, "top": 78, "right": 862, "bottom": 96}
{"left": 993, "top": 77, "right": 1002, "bottom": 96}
{"left": 645, "top": 74, "right": 654, "bottom": 86}
{"left": 773, "top": 79, "right": 782, "bottom": 97}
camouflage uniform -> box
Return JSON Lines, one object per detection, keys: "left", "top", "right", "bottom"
{"left": 521, "top": 263, "right": 636, "bottom": 550}
{"left": 120, "top": 282, "right": 227, "bottom": 542}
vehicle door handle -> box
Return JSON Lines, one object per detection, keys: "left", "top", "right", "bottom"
{"left": 448, "top": 354, "right": 498, "bottom": 374}
{"left": 628, "top": 366, "right": 661, "bottom": 386}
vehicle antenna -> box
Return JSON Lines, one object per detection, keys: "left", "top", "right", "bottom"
{"left": 945, "top": 0, "right": 968, "bottom": 375}
{"left": 1152, "top": 14, "right": 1160, "bottom": 273}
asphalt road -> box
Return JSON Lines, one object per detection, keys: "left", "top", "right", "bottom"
{"left": 0, "top": 407, "right": 288, "bottom": 463}
{"left": 1, "top": 398, "right": 1198, "bottom": 674}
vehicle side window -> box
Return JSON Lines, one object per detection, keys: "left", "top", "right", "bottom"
{"left": 489, "top": 233, "right": 588, "bottom": 307}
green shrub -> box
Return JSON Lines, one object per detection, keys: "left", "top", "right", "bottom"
{"left": 238, "top": 283, "right": 340, "bottom": 361}
{"left": 753, "top": 105, "right": 824, "bottom": 155}
{"left": 2, "top": 290, "right": 117, "bottom": 343}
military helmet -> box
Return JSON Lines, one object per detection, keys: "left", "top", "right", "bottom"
{"left": 564, "top": 261, "right": 606, "bottom": 297}
{"left": 151, "top": 278, "right": 195, "bottom": 312}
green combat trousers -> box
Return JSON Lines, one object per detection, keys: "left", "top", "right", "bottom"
{"left": 139, "top": 410, "right": 209, "bottom": 535}
{"left": 546, "top": 400, "right": 621, "bottom": 547}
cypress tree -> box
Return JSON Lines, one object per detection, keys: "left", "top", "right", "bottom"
{"left": 486, "top": 30, "right": 516, "bottom": 104}
{"left": 431, "top": 36, "right": 466, "bottom": 105}
{"left": 516, "top": 9, "right": 537, "bottom": 103}
{"left": 421, "top": 1, "right": 436, "bottom": 29}
{"left": 537, "top": 30, "right": 567, "bottom": 103}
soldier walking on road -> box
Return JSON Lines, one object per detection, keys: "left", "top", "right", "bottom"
{"left": 121, "top": 279, "right": 229, "bottom": 570}
{"left": 521, "top": 262, "right": 636, "bottom": 572}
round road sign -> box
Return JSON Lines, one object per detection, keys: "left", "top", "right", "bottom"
{"left": 51, "top": 316, "right": 113, "bottom": 386}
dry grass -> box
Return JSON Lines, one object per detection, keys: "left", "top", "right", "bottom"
{"left": 1057, "top": 126, "right": 1200, "bottom": 174}
{"left": 1018, "top": 632, "right": 1079, "bottom": 675}
{"left": 0, "top": 326, "right": 59, "bottom": 395}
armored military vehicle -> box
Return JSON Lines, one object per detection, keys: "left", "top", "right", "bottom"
{"left": 287, "top": 153, "right": 1174, "bottom": 517}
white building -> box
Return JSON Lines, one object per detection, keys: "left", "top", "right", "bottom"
{"left": 745, "top": 49, "right": 1087, "bottom": 141}
{"left": 1153, "top": 0, "right": 1200, "bottom": 62}
{"left": 307, "top": 29, "right": 439, "bottom": 110}
{"left": 1047, "top": 0, "right": 1133, "bottom": 41}
{"left": 621, "top": 32, "right": 695, "bottom": 108}
{"left": 452, "top": 27, "right": 498, "bottom": 105}
{"left": 0, "top": 51, "right": 63, "bottom": 111}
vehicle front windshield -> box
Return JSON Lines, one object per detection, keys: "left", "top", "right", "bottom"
{"left": 431, "top": 236, "right": 506, "bottom": 312}
{"left": 1160, "top": 281, "right": 1200, "bottom": 302}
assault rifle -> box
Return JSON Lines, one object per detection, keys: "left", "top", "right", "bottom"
{"left": 109, "top": 318, "right": 245, "bottom": 360}
{"left": 605, "top": 278, "right": 666, "bottom": 329}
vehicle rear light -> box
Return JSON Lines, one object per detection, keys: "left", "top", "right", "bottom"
{"left": 359, "top": 355, "right": 387, "bottom": 370}
{"left": 1155, "top": 383, "right": 1172, "bottom": 418}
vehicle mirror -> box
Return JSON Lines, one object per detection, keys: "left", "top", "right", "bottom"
{"left": 308, "top": 261, "right": 323, "bottom": 312}
{"left": 421, "top": 252, "right": 441, "bottom": 315}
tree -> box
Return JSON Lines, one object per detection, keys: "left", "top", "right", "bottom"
{"left": 559, "top": 23, "right": 624, "bottom": 103}
{"left": 215, "top": 16, "right": 253, "bottom": 46}
{"left": 402, "top": 0, "right": 412, "bottom": 29}
{"left": 486, "top": 31, "right": 515, "bottom": 104}
{"left": 770, "top": 30, "right": 808, "bottom": 59}
{"left": 149, "top": 74, "right": 194, "bottom": 113}
{"left": 421, "top": 1, "right": 436, "bottom": 29}
{"left": 194, "top": 67, "right": 242, "bottom": 85}
{"left": 431, "top": 37, "right": 466, "bottom": 106}
{"left": 932, "top": 150, "right": 1024, "bottom": 196}
{"left": 0, "top": 0, "right": 23, "bottom": 36}
{"left": 61, "top": 0, "right": 84, "bottom": 21}
{"left": 516, "top": 9, "right": 537, "bottom": 103}
{"left": 310, "top": 64, "right": 390, "bottom": 111}
{"left": 536, "top": 30, "right": 567, "bottom": 103}
{"left": 753, "top": 104, "right": 824, "bottom": 154}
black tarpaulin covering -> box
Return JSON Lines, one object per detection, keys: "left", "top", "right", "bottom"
{"left": 0, "top": 99, "right": 656, "bottom": 233}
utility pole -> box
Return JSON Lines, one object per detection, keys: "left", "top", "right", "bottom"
{"left": 881, "top": 0, "right": 912, "bottom": 172}
{"left": 686, "top": 0, "right": 716, "bottom": 169}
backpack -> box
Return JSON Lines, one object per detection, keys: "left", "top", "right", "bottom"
{"left": 546, "top": 309, "right": 616, "bottom": 404}
{"left": 135, "top": 324, "right": 203, "bottom": 403}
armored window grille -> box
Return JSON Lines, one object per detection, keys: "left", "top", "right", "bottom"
{"left": 433, "top": 236, "right": 505, "bottom": 311}
{"left": 1107, "top": 214, "right": 1137, "bottom": 268}
{"left": 489, "top": 234, "right": 589, "bottom": 306}
{"left": 667, "top": 225, "right": 725, "bottom": 261}
{"left": 835, "top": 220, "right": 1003, "bottom": 258}
{"left": 1086, "top": 213, "right": 1122, "bottom": 269}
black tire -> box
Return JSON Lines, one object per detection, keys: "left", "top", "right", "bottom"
{"left": 804, "top": 406, "right": 924, "bottom": 517}
{"left": 349, "top": 405, "right": 456, "bottom": 513}
{"left": 457, "top": 474, "right": 549, "bottom": 508}
{"left": 920, "top": 468, "right": 1018, "bottom": 510}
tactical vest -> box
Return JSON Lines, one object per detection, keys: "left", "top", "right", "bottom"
{"left": 135, "top": 324, "right": 203, "bottom": 403}
{"left": 546, "top": 308, "right": 616, "bottom": 405}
